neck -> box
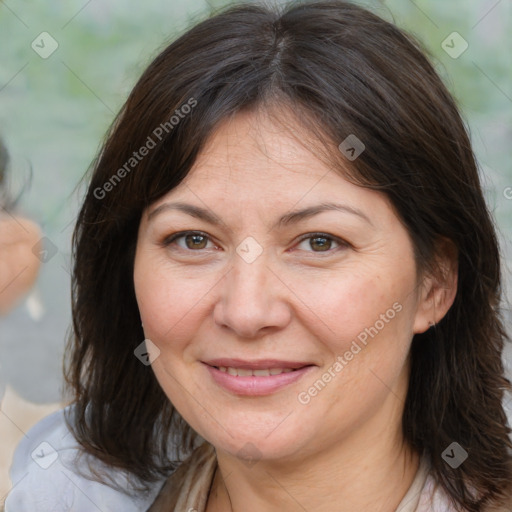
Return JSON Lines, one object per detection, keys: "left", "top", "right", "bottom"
{"left": 207, "top": 391, "right": 420, "bottom": 512}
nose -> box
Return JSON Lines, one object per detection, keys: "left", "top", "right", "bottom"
{"left": 213, "top": 251, "right": 292, "bottom": 339}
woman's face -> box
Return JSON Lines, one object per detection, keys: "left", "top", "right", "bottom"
{"left": 134, "top": 109, "right": 433, "bottom": 462}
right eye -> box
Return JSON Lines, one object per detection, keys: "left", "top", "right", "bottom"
{"left": 162, "top": 231, "right": 217, "bottom": 252}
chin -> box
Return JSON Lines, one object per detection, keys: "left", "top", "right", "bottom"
{"left": 204, "top": 425, "right": 309, "bottom": 464}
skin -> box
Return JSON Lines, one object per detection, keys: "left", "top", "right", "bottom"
{"left": 133, "top": 108, "right": 458, "bottom": 512}
{"left": 0, "top": 213, "right": 41, "bottom": 315}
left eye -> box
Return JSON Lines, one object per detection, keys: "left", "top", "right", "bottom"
{"left": 295, "top": 233, "right": 345, "bottom": 253}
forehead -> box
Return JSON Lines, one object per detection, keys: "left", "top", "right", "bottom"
{"left": 146, "top": 108, "right": 395, "bottom": 229}
{"left": 191, "top": 109, "right": 326, "bottom": 180}
{"left": 173, "top": 108, "right": 352, "bottom": 196}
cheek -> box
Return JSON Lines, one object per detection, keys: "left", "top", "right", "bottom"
{"left": 133, "top": 256, "right": 218, "bottom": 351}
{"left": 289, "top": 268, "right": 403, "bottom": 347}
{"left": 290, "top": 265, "right": 416, "bottom": 398}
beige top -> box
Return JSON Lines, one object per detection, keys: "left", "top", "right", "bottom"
{"left": 147, "top": 442, "right": 457, "bottom": 512}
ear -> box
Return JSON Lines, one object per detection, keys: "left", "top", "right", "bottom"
{"left": 413, "top": 237, "right": 458, "bottom": 334}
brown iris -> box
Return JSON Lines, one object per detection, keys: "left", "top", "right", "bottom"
{"left": 185, "top": 233, "right": 208, "bottom": 249}
{"left": 309, "top": 236, "right": 331, "bottom": 252}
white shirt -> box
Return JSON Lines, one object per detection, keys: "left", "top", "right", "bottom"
{"left": 5, "top": 407, "right": 166, "bottom": 512}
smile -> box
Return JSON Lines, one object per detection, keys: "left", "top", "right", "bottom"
{"left": 202, "top": 359, "right": 315, "bottom": 396}
{"left": 216, "top": 366, "right": 295, "bottom": 376}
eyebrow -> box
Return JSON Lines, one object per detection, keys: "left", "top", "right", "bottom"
{"left": 147, "top": 201, "right": 373, "bottom": 229}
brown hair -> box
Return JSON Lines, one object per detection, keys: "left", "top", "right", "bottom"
{"left": 64, "top": 1, "right": 512, "bottom": 510}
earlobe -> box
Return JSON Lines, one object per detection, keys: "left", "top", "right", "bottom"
{"left": 413, "top": 238, "right": 458, "bottom": 334}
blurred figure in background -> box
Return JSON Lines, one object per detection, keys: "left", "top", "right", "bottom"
{"left": 0, "top": 137, "right": 61, "bottom": 504}
{"left": 0, "top": 137, "right": 42, "bottom": 315}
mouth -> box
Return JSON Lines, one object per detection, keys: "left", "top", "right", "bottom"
{"left": 214, "top": 366, "right": 299, "bottom": 376}
{"left": 202, "top": 359, "right": 316, "bottom": 396}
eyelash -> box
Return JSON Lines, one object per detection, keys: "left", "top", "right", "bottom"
{"left": 160, "top": 230, "right": 349, "bottom": 256}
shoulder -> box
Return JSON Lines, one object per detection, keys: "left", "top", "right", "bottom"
{"left": 416, "top": 474, "right": 457, "bottom": 511}
{"left": 147, "top": 442, "right": 216, "bottom": 511}
{"left": 5, "top": 406, "right": 165, "bottom": 512}
{"left": 418, "top": 471, "right": 512, "bottom": 512}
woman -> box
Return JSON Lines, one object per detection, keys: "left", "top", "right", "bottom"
{"left": 6, "top": 1, "right": 512, "bottom": 511}
{"left": 0, "top": 139, "right": 41, "bottom": 316}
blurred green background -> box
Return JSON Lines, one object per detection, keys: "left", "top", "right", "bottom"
{"left": 0, "top": 0, "right": 511, "bottom": 403}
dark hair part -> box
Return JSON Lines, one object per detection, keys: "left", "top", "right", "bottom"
{"left": 65, "top": 1, "right": 512, "bottom": 509}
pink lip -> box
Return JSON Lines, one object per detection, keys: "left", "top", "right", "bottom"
{"left": 204, "top": 358, "right": 312, "bottom": 370}
{"left": 203, "top": 360, "right": 315, "bottom": 396}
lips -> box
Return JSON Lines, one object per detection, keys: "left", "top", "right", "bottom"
{"left": 202, "top": 358, "right": 316, "bottom": 396}
{"left": 217, "top": 367, "right": 295, "bottom": 376}
{"left": 204, "top": 358, "right": 312, "bottom": 370}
